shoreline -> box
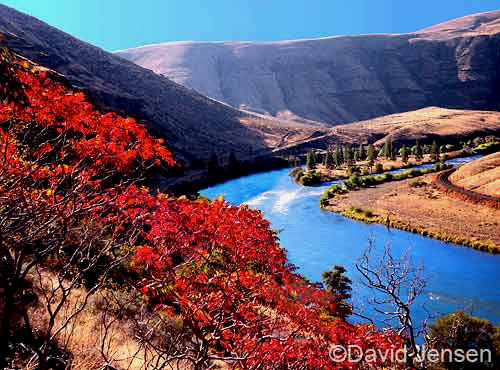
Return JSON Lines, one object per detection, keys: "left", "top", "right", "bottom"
{"left": 158, "top": 155, "right": 291, "bottom": 195}
{"left": 337, "top": 206, "right": 500, "bottom": 254}
{"left": 321, "top": 173, "right": 500, "bottom": 254}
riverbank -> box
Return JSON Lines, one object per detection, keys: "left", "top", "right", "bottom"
{"left": 156, "top": 155, "right": 291, "bottom": 195}
{"left": 322, "top": 173, "right": 500, "bottom": 253}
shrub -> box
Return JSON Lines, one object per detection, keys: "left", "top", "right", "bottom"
{"left": 288, "top": 167, "right": 303, "bottom": 177}
{"left": 406, "top": 168, "right": 420, "bottom": 177}
{"left": 473, "top": 141, "right": 500, "bottom": 154}
{"left": 363, "top": 209, "right": 374, "bottom": 218}
{"left": 429, "top": 312, "right": 500, "bottom": 369}
{"left": 297, "top": 170, "right": 322, "bottom": 186}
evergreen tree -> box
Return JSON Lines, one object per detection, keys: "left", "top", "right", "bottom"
{"left": 336, "top": 145, "right": 343, "bottom": 166}
{"left": 383, "top": 138, "right": 395, "bottom": 160}
{"left": 367, "top": 144, "right": 375, "bottom": 170}
{"left": 343, "top": 145, "right": 353, "bottom": 166}
{"left": 431, "top": 140, "right": 440, "bottom": 161}
{"left": 401, "top": 145, "right": 408, "bottom": 164}
{"left": 332, "top": 150, "right": 338, "bottom": 168}
{"left": 325, "top": 150, "right": 335, "bottom": 169}
{"left": 383, "top": 140, "right": 390, "bottom": 159}
{"left": 424, "top": 144, "right": 432, "bottom": 155}
{"left": 322, "top": 265, "right": 352, "bottom": 320}
{"left": 389, "top": 139, "right": 396, "bottom": 160}
{"left": 359, "top": 144, "right": 366, "bottom": 161}
{"left": 415, "top": 140, "right": 423, "bottom": 161}
{"left": 306, "top": 150, "right": 317, "bottom": 170}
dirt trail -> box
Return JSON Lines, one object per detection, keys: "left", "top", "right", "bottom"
{"left": 435, "top": 169, "right": 500, "bottom": 209}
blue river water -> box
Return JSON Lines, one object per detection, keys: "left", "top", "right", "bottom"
{"left": 200, "top": 155, "right": 500, "bottom": 327}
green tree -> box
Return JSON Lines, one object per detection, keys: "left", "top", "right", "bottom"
{"left": 401, "top": 145, "right": 408, "bottom": 164}
{"left": 383, "top": 138, "right": 395, "bottom": 160}
{"left": 359, "top": 144, "right": 366, "bottom": 161}
{"left": 389, "top": 140, "right": 396, "bottom": 160}
{"left": 430, "top": 312, "right": 499, "bottom": 370}
{"left": 325, "top": 150, "right": 335, "bottom": 169}
{"left": 367, "top": 144, "right": 375, "bottom": 171}
{"left": 344, "top": 145, "right": 353, "bottom": 166}
{"left": 306, "top": 150, "right": 317, "bottom": 170}
{"left": 424, "top": 144, "right": 432, "bottom": 155}
{"left": 383, "top": 140, "right": 390, "bottom": 159}
{"left": 322, "top": 265, "right": 352, "bottom": 320}
{"left": 415, "top": 140, "right": 423, "bottom": 161}
{"left": 336, "top": 145, "right": 344, "bottom": 166}
{"left": 431, "top": 140, "right": 440, "bottom": 161}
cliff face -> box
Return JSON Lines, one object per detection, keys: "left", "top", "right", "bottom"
{"left": 117, "top": 11, "right": 500, "bottom": 126}
{"left": 0, "top": 4, "right": 325, "bottom": 165}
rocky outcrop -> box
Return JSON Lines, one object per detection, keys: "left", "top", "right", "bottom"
{"left": 117, "top": 11, "right": 500, "bottom": 126}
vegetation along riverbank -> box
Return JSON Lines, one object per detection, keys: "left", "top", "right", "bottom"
{"left": 321, "top": 171, "right": 500, "bottom": 253}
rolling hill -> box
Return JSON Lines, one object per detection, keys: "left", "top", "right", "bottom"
{"left": 450, "top": 152, "right": 500, "bottom": 198}
{"left": 117, "top": 11, "right": 500, "bottom": 125}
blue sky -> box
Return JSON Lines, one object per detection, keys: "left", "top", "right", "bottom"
{"left": 2, "top": 1, "right": 499, "bottom": 51}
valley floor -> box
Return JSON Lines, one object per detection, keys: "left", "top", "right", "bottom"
{"left": 324, "top": 173, "right": 500, "bottom": 252}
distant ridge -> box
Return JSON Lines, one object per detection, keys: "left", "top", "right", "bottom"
{"left": 117, "top": 11, "right": 500, "bottom": 125}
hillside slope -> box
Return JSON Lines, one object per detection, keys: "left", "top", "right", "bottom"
{"left": 0, "top": 4, "right": 326, "bottom": 166}
{"left": 117, "top": 11, "right": 500, "bottom": 125}
{"left": 450, "top": 152, "right": 500, "bottom": 197}
{"left": 272, "top": 107, "right": 500, "bottom": 156}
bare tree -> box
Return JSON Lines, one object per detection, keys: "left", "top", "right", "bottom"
{"left": 355, "top": 237, "right": 428, "bottom": 359}
{"left": 0, "top": 124, "right": 140, "bottom": 369}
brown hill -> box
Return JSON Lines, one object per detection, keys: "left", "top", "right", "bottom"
{"left": 273, "top": 107, "right": 500, "bottom": 155}
{"left": 0, "top": 4, "right": 327, "bottom": 166}
{"left": 117, "top": 11, "right": 500, "bottom": 125}
{"left": 450, "top": 152, "right": 500, "bottom": 197}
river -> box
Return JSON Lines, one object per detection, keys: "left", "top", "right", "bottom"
{"left": 200, "top": 155, "right": 500, "bottom": 327}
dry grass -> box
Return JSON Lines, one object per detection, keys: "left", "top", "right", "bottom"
{"left": 275, "top": 107, "right": 500, "bottom": 157}
{"left": 450, "top": 152, "right": 500, "bottom": 197}
{"left": 21, "top": 271, "right": 195, "bottom": 370}
{"left": 324, "top": 173, "right": 500, "bottom": 251}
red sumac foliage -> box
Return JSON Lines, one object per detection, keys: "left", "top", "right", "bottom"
{"left": 0, "top": 49, "right": 404, "bottom": 369}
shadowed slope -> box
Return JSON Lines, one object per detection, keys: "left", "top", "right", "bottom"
{"left": 0, "top": 4, "right": 326, "bottom": 166}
